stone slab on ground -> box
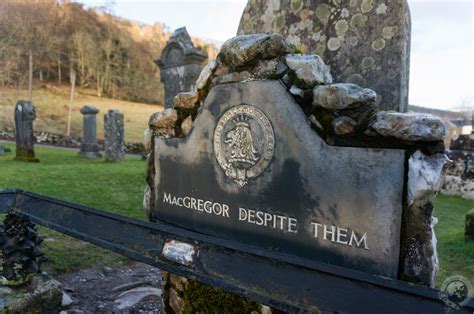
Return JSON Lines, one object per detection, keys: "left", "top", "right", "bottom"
{"left": 0, "top": 274, "right": 62, "bottom": 313}
{"left": 56, "top": 262, "right": 162, "bottom": 313}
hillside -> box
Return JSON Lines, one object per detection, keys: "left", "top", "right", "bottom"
{"left": 0, "top": 85, "right": 161, "bottom": 143}
{"left": 0, "top": 0, "right": 218, "bottom": 105}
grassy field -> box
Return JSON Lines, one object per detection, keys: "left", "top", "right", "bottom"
{"left": 0, "top": 143, "right": 473, "bottom": 288}
{"left": 0, "top": 143, "right": 147, "bottom": 274}
{"left": 434, "top": 195, "right": 474, "bottom": 288}
{"left": 0, "top": 86, "right": 162, "bottom": 143}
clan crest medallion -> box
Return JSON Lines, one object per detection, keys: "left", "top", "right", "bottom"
{"left": 213, "top": 105, "right": 275, "bottom": 187}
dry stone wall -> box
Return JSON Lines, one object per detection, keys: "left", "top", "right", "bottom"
{"left": 237, "top": 0, "right": 411, "bottom": 112}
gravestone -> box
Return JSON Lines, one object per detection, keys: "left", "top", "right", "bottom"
{"left": 104, "top": 109, "right": 125, "bottom": 162}
{"left": 78, "top": 105, "right": 102, "bottom": 159}
{"left": 237, "top": 0, "right": 411, "bottom": 112}
{"left": 144, "top": 34, "right": 445, "bottom": 311}
{"left": 155, "top": 27, "right": 207, "bottom": 109}
{"left": 466, "top": 209, "right": 474, "bottom": 242}
{"left": 0, "top": 145, "right": 4, "bottom": 155}
{"left": 14, "top": 100, "right": 39, "bottom": 162}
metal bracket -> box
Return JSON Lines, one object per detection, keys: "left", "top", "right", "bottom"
{"left": 0, "top": 189, "right": 472, "bottom": 313}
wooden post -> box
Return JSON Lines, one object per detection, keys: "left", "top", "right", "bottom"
{"left": 66, "top": 68, "right": 76, "bottom": 137}
{"left": 28, "top": 50, "right": 33, "bottom": 101}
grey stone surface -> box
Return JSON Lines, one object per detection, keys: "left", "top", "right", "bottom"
{"left": 289, "top": 85, "right": 304, "bottom": 97}
{"left": 407, "top": 150, "right": 445, "bottom": 205}
{"left": 237, "top": 0, "right": 411, "bottom": 112}
{"left": 211, "top": 71, "right": 252, "bottom": 85}
{"left": 1, "top": 274, "right": 62, "bottom": 313}
{"left": 114, "top": 287, "right": 162, "bottom": 310}
{"left": 466, "top": 209, "right": 474, "bottom": 242}
{"left": 151, "top": 80, "right": 405, "bottom": 278}
{"left": 155, "top": 27, "right": 207, "bottom": 108}
{"left": 371, "top": 112, "right": 446, "bottom": 141}
{"left": 0, "top": 145, "right": 5, "bottom": 155}
{"left": 143, "top": 128, "right": 153, "bottom": 152}
{"left": 401, "top": 150, "right": 445, "bottom": 287}
{"left": 14, "top": 100, "right": 38, "bottom": 162}
{"left": 78, "top": 105, "right": 102, "bottom": 159}
{"left": 253, "top": 57, "right": 288, "bottom": 79}
{"left": 181, "top": 116, "right": 193, "bottom": 136}
{"left": 285, "top": 54, "right": 332, "bottom": 87}
{"left": 148, "top": 109, "right": 178, "bottom": 129}
{"left": 196, "top": 60, "right": 217, "bottom": 91}
{"left": 313, "top": 83, "right": 376, "bottom": 110}
{"left": 62, "top": 292, "right": 74, "bottom": 307}
{"left": 104, "top": 109, "right": 125, "bottom": 162}
{"left": 332, "top": 116, "right": 357, "bottom": 135}
{"left": 218, "top": 33, "right": 289, "bottom": 70}
{"left": 173, "top": 92, "right": 199, "bottom": 110}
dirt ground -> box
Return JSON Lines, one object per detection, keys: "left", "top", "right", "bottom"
{"left": 57, "top": 262, "right": 163, "bottom": 313}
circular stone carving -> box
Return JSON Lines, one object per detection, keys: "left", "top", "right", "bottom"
{"left": 213, "top": 104, "right": 275, "bottom": 187}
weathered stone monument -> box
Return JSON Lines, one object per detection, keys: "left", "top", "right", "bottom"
{"left": 237, "top": 0, "right": 411, "bottom": 112}
{"left": 14, "top": 100, "right": 39, "bottom": 162}
{"left": 0, "top": 145, "right": 5, "bottom": 155}
{"left": 442, "top": 125, "right": 474, "bottom": 199}
{"left": 144, "top": 33, "right": 446, "bottom": 311}
{"left": 104, "top": 109, "right": 125, "bottom": 162}
{"left": 466, "top": 209, "right": 474, "bottom": 242}
{"left": 155, "top": 27, "right": 207, "bottom": 109}
{"left": 78, "top": 105, "right": 102, "bottom": 159}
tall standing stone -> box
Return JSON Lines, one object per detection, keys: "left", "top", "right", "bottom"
{"left": 237, "top": 0, "right": 411, "bottom": 112}
{"left": 14, "top": 100, "right": 38, "bottom": 162}
{"left": 104, "top": 109, "right": 125, "bottom": 162}
{"left": 78, "top": 105, "right": 102, "bottom": 159}
{"left": 155, "top": 27, "right": 207, "bottom": 109}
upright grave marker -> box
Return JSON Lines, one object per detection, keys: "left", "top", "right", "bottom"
{"left": 144, "top": 34, "right": 446, "bottom": 311}
{"left": 14, "top": 100, "right": 38, "bottom": 162}
{"left": 155, "top": 27, "right": 207, "bottom": 109}
{"left": 78, "top": 105, "right": 101, "bottom": 159}
{"left": 104, "top": 109, "right": 124, "bottom": 162}
{"left": 237, "top": 0, "right": 411, "bottom": 112}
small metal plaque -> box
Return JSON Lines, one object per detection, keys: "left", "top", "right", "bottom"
{"left": 162, "top": 240, "right": 196, "bottom": 266}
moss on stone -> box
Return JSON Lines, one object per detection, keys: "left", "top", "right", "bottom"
{"left": 182, "top": 279, "right": 260, "bottom": 314}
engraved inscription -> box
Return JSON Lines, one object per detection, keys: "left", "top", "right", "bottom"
{"left": 213, "top": 105, "right": 275, "bottom": 187}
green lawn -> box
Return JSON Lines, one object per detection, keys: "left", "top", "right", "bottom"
{"left": 0, "top": 143, "right": 473, "bottom": 288}
{"left": 434, "top": 195, "right": 474, "bottom": 288}
{"left": 0, "top": 143, "right": 147, "bottom": 274}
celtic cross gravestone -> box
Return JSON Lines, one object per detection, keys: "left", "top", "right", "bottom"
{"left": 155, "top": 27, "right": 207, "bottom": 109}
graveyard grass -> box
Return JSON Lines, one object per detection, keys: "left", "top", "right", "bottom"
{"left": 1, "top": 143, "right": 473, "bottom": 289}
{"left": 0, "top": 143, "right": 147, "bottom": 274}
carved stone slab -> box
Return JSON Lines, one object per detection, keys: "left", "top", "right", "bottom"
{"left": 152, "top": 80, "right": 405, "bottom": 278}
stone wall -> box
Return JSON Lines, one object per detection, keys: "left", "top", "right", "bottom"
{"left": 237, "top": 0, "right": 411, "bottom": 112}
